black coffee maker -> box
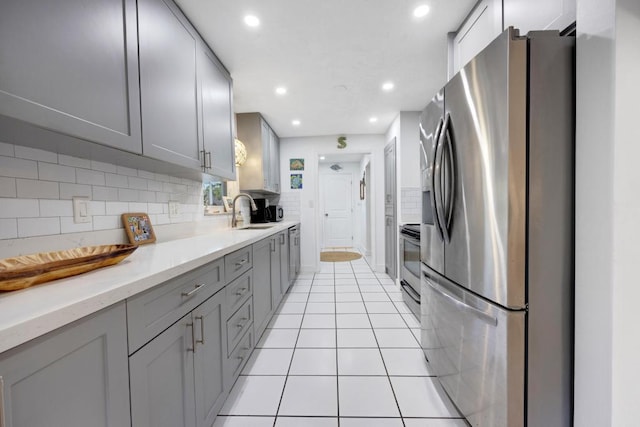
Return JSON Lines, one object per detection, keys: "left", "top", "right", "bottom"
{"left": 250, "top": 198, "right": 271, "bottom": 223}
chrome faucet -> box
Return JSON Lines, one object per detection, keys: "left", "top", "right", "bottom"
{"left": 231, "top": 193, "right": 258, "bottom": 228}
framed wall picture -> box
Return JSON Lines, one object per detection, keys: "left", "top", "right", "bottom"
{"left": 289, "top": 158, "right": 304, "bottom": 171}
{"left": 122, "top": 213, "right": 156, "bottom": 245}
{"left": 290, "top": 173, "right": 303, "bottom": 189}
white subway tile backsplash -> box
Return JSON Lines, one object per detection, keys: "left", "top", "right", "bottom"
{"left": 93, "top": 215, "right": 120, "bottom": 231}
{"left": 129, "top": 202, "right": 148, "bottom": 212}
{"left": 89, "top": 201, "right": 106, "bottom": 216}
{"left": 105, "top": 173, "right": 129, "bottom": 188}
{"left": 14, "top": 146, "right": 58, "bottom": 163}
{"left": 106, "top": 201, "right": 129, "bottom": 215}
{"left": 0, "top": 219, "right": 18, "bottom": 239}
{"left": 148, "top": 203, "right": 164, "bottom": 214}
{"left": 0, "top": 142, "right": 14, "bottom": 157}
{"left": 76, "top": 168, "right": 105, "bottom": 186}
{"left": 60, "top": 216, "right": 93, "bottom": 234}
{"left": 58, "top": 154, "right": 91, "bottom": 169}
{"left": 16, "top": 179, "right": 60, "bottom": 199}
{"left": 0, "top": 177, "right": 17, "bottom": 198}
{"left": 138, "top": 170, "right": 156, "bottom": 180}
{"left": 128, "top": 176, "right": 148, "bottom": 190}
{"left": 118, "top": 188, "right": 139, "bottom": 202}
{"left": 156, "top": 192, "right": 170, "bottom": 203}
{"left": 147, "top": 180, "right": 164, "bottom": 192}
{"left": 0, "top": 198, "right": 40, "bottom": 218}
{"left": 38, "top": 162, "right": 76, "bottom": 183}
{"left": 138, "top": 191, "right": 156, "bottom": 203}
{"left": 0, "top": 156, "right": 38, "bottom": 179}
{"left": 39, "top": 200, "right": 73, "bottom": 217}
{"left": 18, "top": 217, "right": 60, "bottom": 237}
{"left": 155, "top": 213, "right": 170, "bottom": 225}
{"left": 59, "top": 183, "right": 92, "bottom": 200}
{"left": 90, "top": 160, "right": 117, "bottom": 173}
{"left": 116, "top": 165, "right": 137, "bottom": 177}
{"left": 92, "top": 186, "right": 119, "bottom": 201}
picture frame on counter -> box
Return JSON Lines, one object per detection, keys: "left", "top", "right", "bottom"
{"left": 222, "top": 196, "right": 233, "bottom": 212}
{"left": 122, "top": 213, "right": 156, "bottom": 245}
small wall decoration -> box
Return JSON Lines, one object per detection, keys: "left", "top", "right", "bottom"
{"left": 222, "top": 196, "right": 233, "bottom": 212}
{"left": 122, "top": 213, "right": 156, "bottom": 245}
{"left": 290, "top": 173, "right": 303, "bottom": 189}
{"left": 337, "top": 136, "right": 347, "bottom": 149}
{"left": 289, "top": 158, "right": 304, "bottom": 171}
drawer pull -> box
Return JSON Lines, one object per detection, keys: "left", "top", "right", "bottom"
{"left": 235, "top": 287, "right": 248, "bottom": 296}
{"left": 234, "top": 259, "right": 248, "bottom": 268}
{"left": 1, "top": 375, "right": 5, "bottom": 427}
{"left": 187, "top": 322, "right": 195, "bottom": 353}
{"left": 195, "top": 315, "right": 205, "bottom": 345}
{"left": 181, "top": 283, "right": 206, "bottom": 298}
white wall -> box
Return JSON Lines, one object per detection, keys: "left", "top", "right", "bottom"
{"left": 575, "top": 0, "right": 640, "bottom": 425}
{"left": 279, "top": 134, "right": 386, "bottom": 273}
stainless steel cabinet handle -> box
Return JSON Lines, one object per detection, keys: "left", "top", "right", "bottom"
{"left": 206, "top": 151, "right": 212, "bottom": 170}
{"left": 0, "top": 375, "right": 5, "bottom": 427}
{"left": 280, "top": 234, "right": 285, "bottom": 245}
{"left": 236, "top": 318, "right": 248, "bottom": 328}
{"left": 181, "top": 283, "right": 206, "bottom": 298}
{"left": 200, "top": 150, "right": 207, "bottom": 170}
{"left": 235, "top": 287, "right": 248, "bottom": 296}
{"left": 187, "top": 322, "right": 195, "bottom": 352}
{"left": 235, "top": 259, "right": 248, "bottom": 267}
{"left": 270, "top": 239, "right": 276, "bottom": 252}
{"left": 195, "top": 315, "right": 205, "bottom": 345}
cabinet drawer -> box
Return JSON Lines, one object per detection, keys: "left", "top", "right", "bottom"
{"left": 225, "top": 326, "right": 253, "bottom": 390}
{"left": 224, "top": 247, "right": 252, "bottom": 283}
{"left": 127, "top": 258, "right": 225, "bottom": 353}
{"left": 225, "top": 269, "right": 253, "bottom": 315}
{"left": 226, "top": 297, "right": 253, "bottom": 355}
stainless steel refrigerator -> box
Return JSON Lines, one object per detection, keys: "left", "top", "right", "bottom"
{"left": 419, "top": 28, "right": 574, "bottom": 427}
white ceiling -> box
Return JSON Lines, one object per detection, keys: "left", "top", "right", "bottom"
{"left": 175, "top": 0, "right": 475, "bottom": 138}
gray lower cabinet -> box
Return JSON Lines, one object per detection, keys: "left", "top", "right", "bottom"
{"left": 0, "top": 0, "right": 142, "bottom": 153}
{"left": 252, "top": 237, "right": 273, "bottom": 338}
{"left": 0, "top": 302, "right": 130, "bottom": 427}
{"left": 129, "top": 289, "right": 227, "bottom": 427}
{"left": 138, "top": 0, "right": 201, "bottom": 170}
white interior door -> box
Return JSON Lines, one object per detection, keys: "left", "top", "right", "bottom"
{"left": 322, "top": 173, "right": 353, "bottom": 248}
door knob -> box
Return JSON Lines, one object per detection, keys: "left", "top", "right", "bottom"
{"left": 324, "top": 213, "right": 328, "bottom": 217}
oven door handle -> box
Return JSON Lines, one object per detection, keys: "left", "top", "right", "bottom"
{"left": 400, "top": 280, "right": 420, "bottom": 304}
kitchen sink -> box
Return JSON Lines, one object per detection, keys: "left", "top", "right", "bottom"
{"left": 236, "top": 224, "right": 275, "bottom": 230}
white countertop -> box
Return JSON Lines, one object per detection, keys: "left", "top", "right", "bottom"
{"left": 0, "top": 221, "right": 299, "bottom": 354}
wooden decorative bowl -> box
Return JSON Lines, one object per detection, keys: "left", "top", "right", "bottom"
{"left": 0, "top": 245, "right": 138, "bottom": 292}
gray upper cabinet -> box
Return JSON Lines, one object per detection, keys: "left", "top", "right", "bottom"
{"left": 0, "top": 0, "right": 142, "bottom": 153}
{"left": 199, "top": 48, "right": 236, "bottom": 180}
{"left": 0, "top": 303, "right": 130, "bottom": 427}
{"left": 138, "top": 0, "right": 201, "bottom": 170}
{"left": 236, "top": 113, "right": 281, "bottom": 194}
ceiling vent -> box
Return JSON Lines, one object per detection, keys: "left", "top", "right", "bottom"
{"left": 330, "top": 164, "right": 343, "bottom": 171}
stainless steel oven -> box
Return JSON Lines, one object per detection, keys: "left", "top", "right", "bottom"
{"left": 399, "top": 223, "right": 421, "bottom": 318}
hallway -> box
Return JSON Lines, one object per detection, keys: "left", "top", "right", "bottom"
{"left": 215, "top": 256, "right": 466, "bottom": 426}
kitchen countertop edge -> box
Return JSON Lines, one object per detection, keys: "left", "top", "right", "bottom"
{"left": 0, "top": 221, "right": 299, "bottom": 355}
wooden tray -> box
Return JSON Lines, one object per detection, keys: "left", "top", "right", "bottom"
{"left": 0, "top": 245, "right": 138, "bottom": 292}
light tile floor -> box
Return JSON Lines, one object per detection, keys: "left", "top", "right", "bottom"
{"left": 215, "top": 255, "right": 467, "bottom": 427}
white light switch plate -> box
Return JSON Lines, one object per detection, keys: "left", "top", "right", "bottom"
{"left": 72, "top": 197, "right": 91, "bottom": 223}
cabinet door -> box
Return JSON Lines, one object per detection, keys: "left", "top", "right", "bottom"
{"left": 270, "top": 235, "right": 283, "bottom": 308}
{"left": 0, "top": 303, "right": 130, "bottom": 427}
{"left": 503, "top": 0, "right": 575, "bottom": 34}
{"left": 138, "top": 0, "right": 201, "bottom": 170}
{"left": 279, "top": 231, "right": 290, "bottom": 294}
{"left": 252, "top": 238, "right": 273, "bottom": 338}
{"left": 0, "top": 0, "right": 142, "bottom": 153}
{"left": 269, "top": 130, "right": 281, "bottom": 193}
{"left": 452, "top": 0, "right": 503, "bottom": 74}
{"left": 130, "top": 313, "right": 196, "bottom": 427}
{"left": 193, "top": 291, "right": 227, "bottom": 427}
{"left": 199, "top": 47, "right": 236, "bottom": 180}
{"left": 261, "top": 121, "right": 272, "bottom": 191}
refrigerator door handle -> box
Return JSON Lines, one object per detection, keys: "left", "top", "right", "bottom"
{"left": 431, "top": 117, "right": 445, "bottom": 241}
{"left": 425, "top": 275, "right": 498, "bottom": 326}
{"left": 434, "top": 115, "right": 450, "bottom": 242}
{"left": 442, "top": 113, "right": 456, "bottom": 232}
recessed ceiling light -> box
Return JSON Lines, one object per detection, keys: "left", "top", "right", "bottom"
{"left": 292, "top": 120, "right": 301, "bottom": 126}
{"left": 320, "top": 156, "right": 326, "bottom": 160}
{"left": 413, "top": 5, "right": 430, "bottom": 18}
{"left": 369, "top": 117, "right": 378, "bottom": 123}
{"left": 382, "top": 82, "right": 395, "bottom": 91}
{"left": 244, "top": 15, "right": 260, "bottom": 27}
{"left": 275, "top": 86, "right": 287, "bottom": 95}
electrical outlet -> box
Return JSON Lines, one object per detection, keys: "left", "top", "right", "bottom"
{"left": 168, "top": 201, "right": 180, "bottom": 218}
{"left": 72, "top": 197, "right": 91, "bottom": 223}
